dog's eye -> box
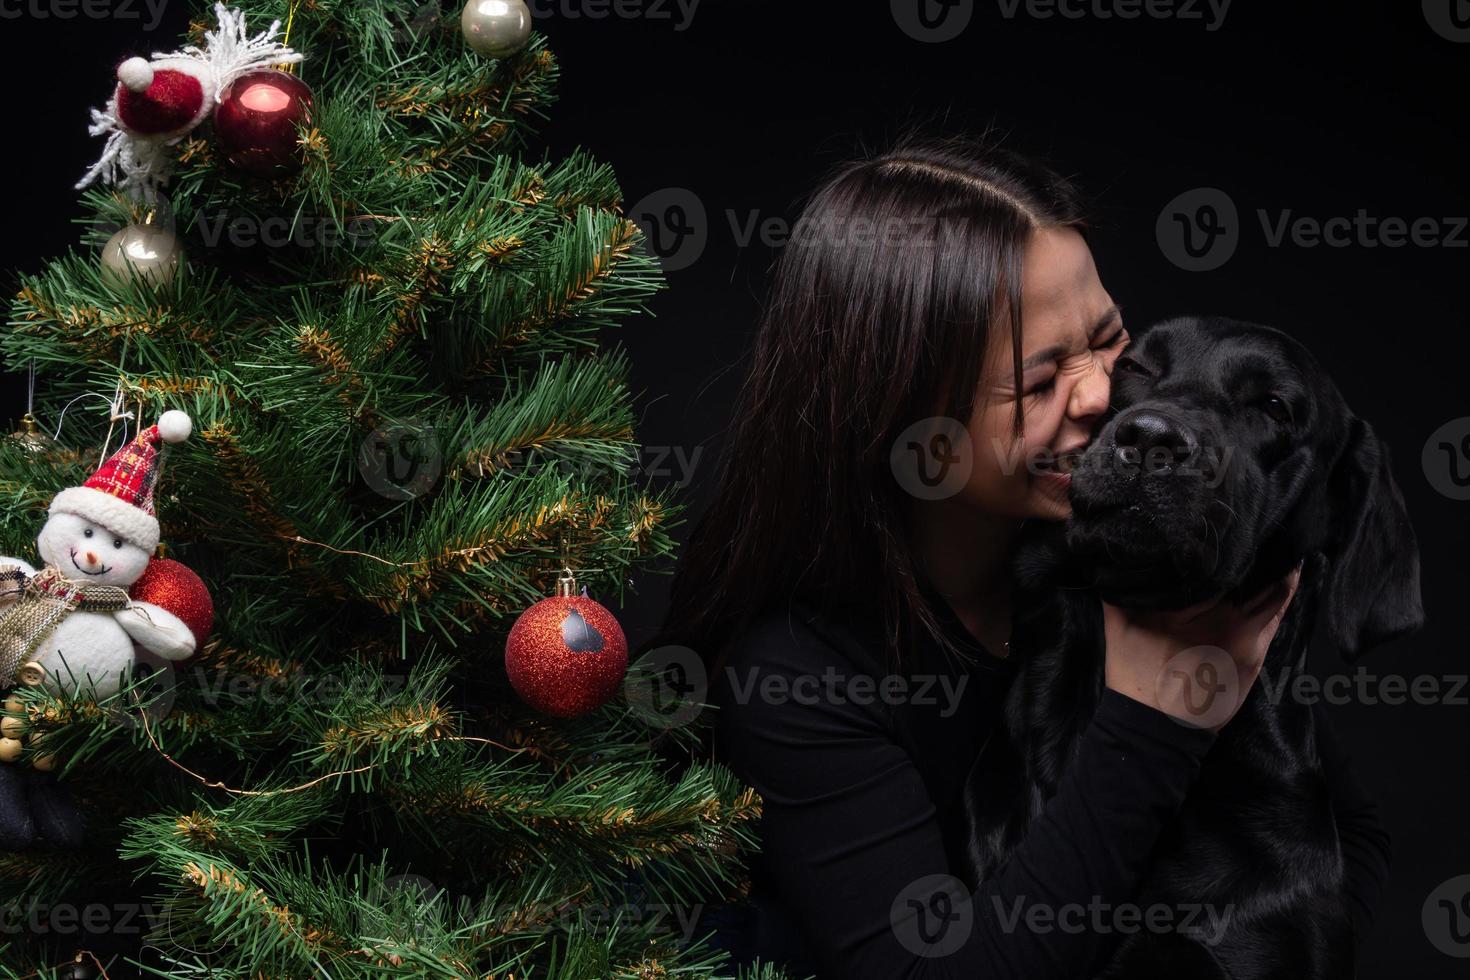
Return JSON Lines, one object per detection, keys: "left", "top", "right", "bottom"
{"left": 1116, "top": 357, "right": 1151, "bottom": 377}
{"left": 1262, "top": 396, "right": 1293, "bottom": 424}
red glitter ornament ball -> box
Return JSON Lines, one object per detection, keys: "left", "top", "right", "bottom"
{"left": 505, "top": 592, "right": 628, "bottom": 718}
{"left": 213, "top": 68, "right": 314, "bottom": 178}
{"left": 129, "top": 558, "right": 214, "bottom": 659}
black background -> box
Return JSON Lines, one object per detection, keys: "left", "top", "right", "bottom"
{"left": 2, "top": 2, "right": 1467, "bottom": 977}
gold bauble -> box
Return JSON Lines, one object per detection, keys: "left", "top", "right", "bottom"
{"left": 101, "top": 223, "right": 183, "bottom": 288}
{"left": 7, "top": 414, "right": 58, "bottom": 455}
{"left": 460, "top": 0, "right": 533, "bottom": 58}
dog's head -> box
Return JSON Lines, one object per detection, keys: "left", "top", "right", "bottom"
{"left": 1065, "top": 315, "right": 1422, "bottom": 659}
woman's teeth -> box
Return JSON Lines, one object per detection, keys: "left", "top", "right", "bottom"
{"left": 1041, "top": 452, "right": 1080, "bottom": 474}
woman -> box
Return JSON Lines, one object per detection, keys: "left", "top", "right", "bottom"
{"left": 651, "top": 134, "right": 1390, "bottom": 978}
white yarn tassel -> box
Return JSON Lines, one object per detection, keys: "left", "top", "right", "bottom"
{"left": 150, "top": 3, "right": 304, "bottom": 102}
{"left": 197, "top": 2, "right": 305, "bottom": 101}
{"left": 76, "top": 108, "right": 127, "bottom": 191}
{"left": 75, "top": 104, "right": 174, "bottom": 200}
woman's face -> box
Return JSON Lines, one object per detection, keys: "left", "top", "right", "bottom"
{"left": 967, "top": 225, "right": 1128, "bottom": 521}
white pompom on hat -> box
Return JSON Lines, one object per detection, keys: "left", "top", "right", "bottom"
{"left": 48, "top": 411, "right": 192, "bottom": 554}
{"left": 117, "top": 57, "right": 155, "bottom": 93}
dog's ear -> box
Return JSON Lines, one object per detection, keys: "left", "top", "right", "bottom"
{"left": 1322, "top": 417, "right": 1423, "bottom": 659}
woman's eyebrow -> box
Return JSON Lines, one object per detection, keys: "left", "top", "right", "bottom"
{"left": 1017, "top": 305, "right": 1124, "bottom": 371}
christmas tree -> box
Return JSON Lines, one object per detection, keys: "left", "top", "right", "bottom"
{"left": 0, "top": 2, "right": 781, "bottom": 976}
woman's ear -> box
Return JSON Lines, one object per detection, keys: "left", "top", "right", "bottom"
{"left": 1323, "top": 417, "right": 1424, "bottom": 659}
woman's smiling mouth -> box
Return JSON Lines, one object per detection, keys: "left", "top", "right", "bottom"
{"left": 69, "top": 548, "right": 111, "bottom": 576}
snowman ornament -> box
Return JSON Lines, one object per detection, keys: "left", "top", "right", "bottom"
{"left": 0, "top": 411, "right": 200, "bottom": 704}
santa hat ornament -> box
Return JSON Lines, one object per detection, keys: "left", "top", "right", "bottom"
{"left": 48, "top": 411, "right": 192, "bottom": 554}
{"left": 77, "top": 3, "right": 303, "bottom": 200}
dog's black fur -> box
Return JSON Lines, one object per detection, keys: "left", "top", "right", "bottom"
{"left": 960, "top": 315, "right": 1423, "bottom": 979}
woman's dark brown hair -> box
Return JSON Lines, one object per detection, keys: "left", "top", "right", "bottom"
{"left": 646, "top": 131, "right": 1090, "bottom": 688}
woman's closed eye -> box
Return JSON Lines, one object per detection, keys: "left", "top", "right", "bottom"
{"left": 1025, "top": 329, "right": 1129, "bottom": 399}
{"left": 1025, "top": 374, "right": 1057, "bottom": 399}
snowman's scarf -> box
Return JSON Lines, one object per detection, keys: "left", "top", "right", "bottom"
{"left": 0, "top": 565, "right": 132, "bottom": 688}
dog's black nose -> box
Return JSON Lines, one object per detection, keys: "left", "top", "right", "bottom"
{"left": 1113, "top": 409, "right": 1198, "bottom": 470}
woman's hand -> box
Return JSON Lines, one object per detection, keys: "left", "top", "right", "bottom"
{"left": 1101, "top": 563, "right": 1303, "bottom": 731}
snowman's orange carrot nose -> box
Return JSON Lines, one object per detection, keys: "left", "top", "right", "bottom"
{"left": 85, "top": 552, "right": 98, "bottom": 566}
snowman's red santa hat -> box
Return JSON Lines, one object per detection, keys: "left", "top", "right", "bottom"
{"left": 49, "top": 411, "right": 192, "bottom": 554}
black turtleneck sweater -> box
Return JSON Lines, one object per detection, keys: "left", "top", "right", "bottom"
{"left": 707, "top": 579, "right": 1392, "bottom": 979}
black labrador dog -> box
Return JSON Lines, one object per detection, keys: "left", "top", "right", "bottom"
{"left": 961, "top": 315, "right": 1423, "bottom": 979}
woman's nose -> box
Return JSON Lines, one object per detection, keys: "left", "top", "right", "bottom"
{"left": 1068, "top": 362, "right": 1110, "bottom": 419}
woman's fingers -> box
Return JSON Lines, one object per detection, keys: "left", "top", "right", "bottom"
{"left": 1101, "top": 561, "right": 1305, "bottom": 733}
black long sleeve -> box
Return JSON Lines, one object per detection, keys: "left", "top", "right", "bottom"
{"left": 711, "top": 605, "right": 1218, "bottom": 980}
{"left": 1309, "top": 696, "right": 1393, "bottom": 945}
